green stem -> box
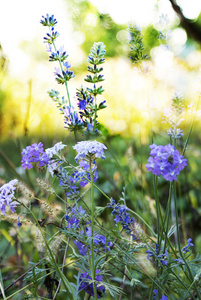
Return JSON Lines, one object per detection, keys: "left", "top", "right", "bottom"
{"left": 90, "top": 158, "right": 98, "bottom": 300}
{"left": 153, "top": 176, "right": 161, "bottom": 247}
{"left": 173, "top": 182, "right": 201, "bottom": 299}
{"left": 15, "top": 200, "right": 75, "bottom": 299}
{"left": 163, "top": 183, "right": 173, "bottom": 251}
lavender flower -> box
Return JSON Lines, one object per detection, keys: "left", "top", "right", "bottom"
{"left": 21, "top": 143, "right": 49, "bottom": 169}
{"left": 108, "top": 198, "right": 135, "bottom": 234}
{"left": 145, "top": 144, "right": 187, "bottom": 182}
{"left": 74, "top": 226, "right": 112, "bottom": 256}
{"left": 40, "top": 14, "right": 57, "bottom": 27}
{"left": 66, "top": 206, "right": 86, "bottom": 229}
{"left": 0, "top": 179, "right": 18, "bottom": 215}
{"left": 153, "top": 290, "right": 168, "bottom": 300}
{"left": 63, "top": 106, "right": 84, "bottom": 130}
{"left": 147, "top": 244, "right": 168, "bottom": 266}
{"left": 79, "top": 269, "right": 105, "bottom": 298}
{"left": 182, "top": 238, "right": 194, "bottom": 254}
{"left": 17, "top": 216, "right": 22, "bottom": 227}
{"left": 56, "top": 167, "right": 80, "bottom": 200}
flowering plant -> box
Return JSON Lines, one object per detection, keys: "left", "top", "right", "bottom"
{"left": 1, "top": 12, "right": 201, "bottom": 300}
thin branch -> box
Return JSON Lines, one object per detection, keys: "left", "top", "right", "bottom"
{"left": 169, "top": 0, "right": 201, "bottom": 44}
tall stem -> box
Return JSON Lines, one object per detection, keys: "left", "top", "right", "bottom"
{"left": 90, "top": 157, "right": 98, "bottom": 300}
{"left": 173, "top": 182, "right": 201, "bottom": 299}
{"left": 15, "top": 200, "right": 75, "bottom": 299}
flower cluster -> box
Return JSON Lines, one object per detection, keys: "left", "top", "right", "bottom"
{"left": 108, "top": 198, "right": 135, "bottom": 234}
{"left": 147, "top": 244, "right": 168, "bottom": 266}
{"left": 146, "top": 144, "right": 187, "bottom": 181}
{"left": 41, "top": 17, "right": 106, "bottom": 134}
{"left": 71, "top": 140, "right": 107, "bottom": 187}
{"left": 45, "top": 142, "right": 66, "bottom": 176}
{"left": 41, "top": 14, "right": 75, "bottom": 83}
{"left": 0, "top": 179, "right": 18, "bottom": 215}
{"left": 79, "top": 269, "right": 105, "bottom": 298}
{"left": 72, "top": 161, "right": 98, "bottom": 188}
{"left": 73, "top": 140, "right": 107, "bottom": 162}
{"left": 74, "top": 226, "right": 112, "bottom": 256}
{"left": 153, "top": 289, "right": 168, "bottom": 300}
{"left": 66, "top": 206, "right": 87, "bottom": 229}
{"left": 182, "top": 238, "right": 194, "bottom": 254}
{"left": 21, "top": 143, "right": 49, "bottom": 169}
{"left": 55, "top": 166, "right": 80, "bottom": 200}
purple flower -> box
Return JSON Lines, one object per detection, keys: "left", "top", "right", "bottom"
{"left": 74, "top": 226, "right": 112, "bottom": 255}
{"left": 108, "top": 198, "right": 135, "bottom": 234}
{"left": 147, "top": 245, "right": 168, "bottom": 266}
{"left": 17, "top": 217, "right": 22, "bottom": 227}
{"left": 146, "top": 144, "right": 187, "bottom": 182}
{"left": 79, "top": 269, "right": 105, "bottom": 298}
{"left": 153, "top": 290, "right": 168, "bottom": 300}
{"left": 21, "top": 143, "right": 50, "bottom": 169}
{"left": 78, "top": 100, "right": 87, "bottom": 110}
{"left": 0, "top": 179, "right": 18, "bottom": 215}
{"left": 66, "top": 206, "right": 86, "bottom": 229}
{"left": 63, "top": 106, "right": 83, "bottom": 128}
{"left": 182, "top": 238, "right": 194, "bottom": 254}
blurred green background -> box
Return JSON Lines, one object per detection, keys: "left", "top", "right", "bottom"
{"left": 1, "top": 0, "right": 201, "bottom": 298}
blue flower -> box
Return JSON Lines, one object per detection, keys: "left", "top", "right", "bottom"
{"left": 66, "top": 206, "right": 86, "bottom": 229}
{"left": 74, "top": 226, "right": 112, "bottom": 256}
{"left": 182, "top": 238, "right": 194, "bottom": 254}
{"left": 79, "top": 269, "right": 105, "bottom": 298}
{"left": 17, "top": 217, "right": 22, "bottom": 227}
{"left": 147, "top": 245, "right": 168, "bottom": 266}
{"left": 108, "top": 198, "right": 135, "bottom": 234}
{"left": 40, "top": 14, "right": 57, "bottom": 27}
{"left": 63, "top": 106, "right": 84, "bottom": 129}
{"left": 153, "top": 289, "right": 168, "bottom": 300}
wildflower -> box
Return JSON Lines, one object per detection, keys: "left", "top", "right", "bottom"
{"left": 0, "top": 179, "right": 18, "bottom": 215}
{"left": 66, "top": 206, "right": 86, "bottom": 229}
{"left": 146, "top": 144, "right": 187, "bottom": 182}
{"left": 108, "top": 198, "right": 135, "bottom": 234}
{"left": 63, "top": 106, "right": 84, "bottom": 130}
{"left": 79, "top": 269, "right": 105, "bottom": 298}
{"left": 17, "top": 216, "right": 22, "bottom": 227}
{"left": 74, "top": 226, "right": 112, "bottom": 256}
{"left": 40, "top": 14, "right": 57, "bottom": 27}
{"left": 153, "top": 289, "right": 168, "bottom": 300}
{"left": 55, "top": 61, "right": 75, "bottom": 83}
{"left": 182, "top": 238, "right": 194, "bottom": 254}
{"left": 46, "top": 142, "right": 66, "bottom": 159}
{"left": 56, "top": 167, "right": 80, "bottom": 200}
{"left": 73, "top": 140, "right": 107, "bottom": 162}
{"left": 147, "top": 245, "right": 168, "bottom": 266}
{"left": 21, "top": 143, "right": 49, "bottom": 169}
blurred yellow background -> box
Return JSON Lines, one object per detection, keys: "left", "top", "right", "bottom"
{"left": 0, "top": 0, "right": 201, "bottom": 140}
